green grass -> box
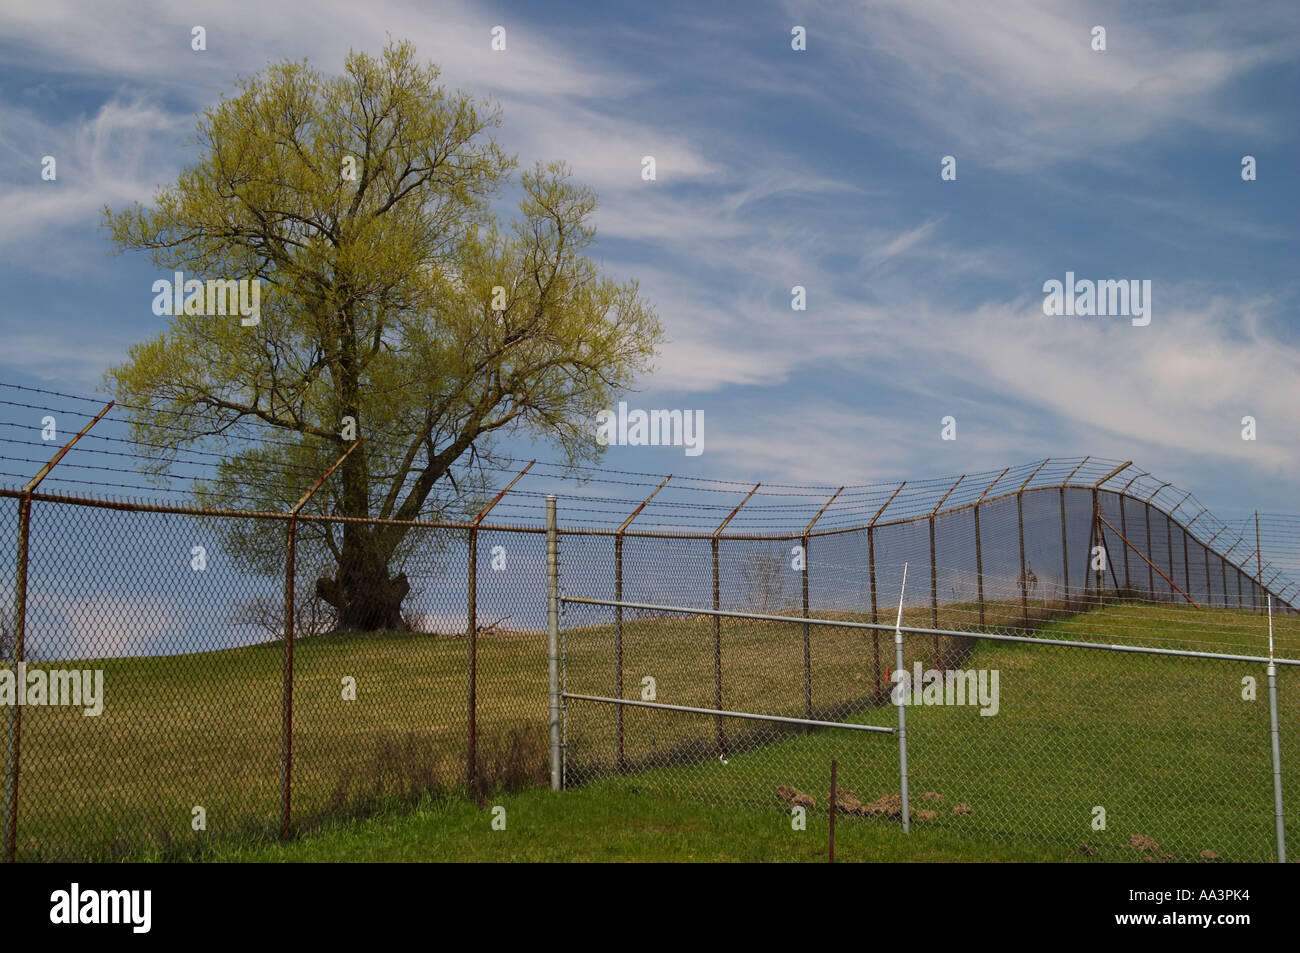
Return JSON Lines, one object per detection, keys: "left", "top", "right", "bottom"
{"left": 196, "top": 783, "right": 1090, "bottom": 863}
{"left": 10, "top": 598, "right": 1299, "bottom": 862}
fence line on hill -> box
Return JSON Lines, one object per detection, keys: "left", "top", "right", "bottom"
{"left": 1, "top": 447, "right": 1297, "bottom": 861}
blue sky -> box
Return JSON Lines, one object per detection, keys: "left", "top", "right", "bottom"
{"left": 1, "top": 0, "right": 1298, "bottom": 526}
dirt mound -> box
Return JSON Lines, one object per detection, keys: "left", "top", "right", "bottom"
{"left": 861, "top": 791, "right": 912, "bottom": 819}
{"left": 775, "top": 785, "right": 815, "bottom": 810}
{"left": 832, "top": 788, "right": 864, "bottom": 814}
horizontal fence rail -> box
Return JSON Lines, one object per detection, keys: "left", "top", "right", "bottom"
{"left": 561, "top": 693, "right": 897, "bottom": 733}
{"left": 560, "top": 596, "right": 1300, "bottom": 668}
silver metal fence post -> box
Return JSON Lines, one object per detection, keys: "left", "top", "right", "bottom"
{"left": 547, "top": 495, "right": 561, "bottom": 792}
{"left": 1267, "top": 595, "right": 1286, "bottom": 862}
{"left": 894, "top": 562, "right": 911, "bottom": 834}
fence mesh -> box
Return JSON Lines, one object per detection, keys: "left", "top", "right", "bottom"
{"left": 557, "top": 487, "right": 1299, "bottom": 863}
{"left": 1, "top": 472, "right": 1295, "bottom": 862}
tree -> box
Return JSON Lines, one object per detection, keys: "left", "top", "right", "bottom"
{"left": 737, "top": 548, "right": 792, "bottom": 614}
{"left": 104, "top": 41, "right": 661, "bottom": 630}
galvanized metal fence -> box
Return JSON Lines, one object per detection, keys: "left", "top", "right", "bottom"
{"left": 552, "top": 477, "right": 1298, "bottom": 863}
{"left": 1, "top": 450, "right": 1296, "bottom": 862}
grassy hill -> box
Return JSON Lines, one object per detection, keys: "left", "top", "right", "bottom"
{"left": 9, "top": 599, "right": 1298, "bottom": 861}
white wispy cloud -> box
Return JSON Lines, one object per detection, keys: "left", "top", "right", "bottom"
{"left": 803, "top": 0, "right": 1299, "bottom": 169}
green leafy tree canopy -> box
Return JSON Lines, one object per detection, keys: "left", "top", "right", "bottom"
{"left": 104, "top": 40, "right": 661, "bottom": 629}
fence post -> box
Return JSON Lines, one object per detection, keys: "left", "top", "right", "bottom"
{"left": 547, "top": 496, "right": 561, "bottom": 792}
{"left": 801, "top": 534, "right": 811, "bottom": 720}
{"left": 615, "top": 475, "right": 670, "bottom": 770}
{"left": 4, "top": 399, "right": 112, "bottom": 864}
{"left": 1059, "top": 488, "right": 1071, "bottom": 604}
{"left": 893, "top": 563, "right": 911, "bottom": 834}
{"left": 1165, "top": 516, "right": 1176, "bottom": 602}
{"left": 1118, "top": 472, "right": 1147, "bottom": 595}
{"left": 802, "top": 488, "right": 842, "bottom": 722}
{"left": 1219, "top": 546, "right": 1228, "bottom": 609}
{"left": 869, "top": 482, "right": 905, "bottom": 703}
{"left": 711, "top": 484, "right": 760, "bottom": 758}
{"left": 1144, "top": 503, "right": 1155, "bottom": 598}
{"left": 1017, "top": 490, "right": 1028, "bottom": 623}
{"left": 972, "top": 469, "right": 1008, "bottom": 631}
{"left": 1265, "top": 596, "right": 1286, "bottom": 862}
{"left": 928, "top": 476, "right": 964, "bottom": 657}
{"left": 1166, "top": 492, "right": 1191, "bottom": 603}
{"left": 1012, "top": 461, "right": 1050, "bottom": 622}
{"left": 281, "top": 440, "right": 360, "bottom": 839}
{"left": 1059, "top": 458, "right": 1094, "bottom": 606}
{"left": 1203, "top": 525, "right": 1224, "bottom": 607}
{"left": 1119, "top": 498, "right": 1132, "bottom": 593}
{"left": 1092, "top": 464, "right": 1132, "bottom": 608}
{"left": 282, "top": 515, "right": 296, "bottom": 837}
{"left": 466, "top": 460, "right": 534, "bottom": 790}
{"left": 1256, "top": 512, "right": 1265, "bottom": 614}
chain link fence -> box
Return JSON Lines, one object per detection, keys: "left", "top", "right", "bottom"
{"left": 2, "top": 465, "right": 1296, "bottom": 862}
{"left": 555, "top": 485, "right": 1299, "bottom": 863}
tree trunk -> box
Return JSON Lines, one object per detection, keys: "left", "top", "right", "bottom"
{"left": 312, "top": 464, "right": 427, "bottom": 630}
{"left": 315, "top": 520, "right": 411, "bottom": 631}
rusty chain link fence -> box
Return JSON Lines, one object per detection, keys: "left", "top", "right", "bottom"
{"left": 2, "top": 454, "right": 1297, "bottom": 862}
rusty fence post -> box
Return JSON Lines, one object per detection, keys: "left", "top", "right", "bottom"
{"left": 928, "top": 475, "right": 964, "bottom": 659}
{"left": 466, "top": 460, "right": 534, "bottom": 790}
{"left": 1182, "top": 510, "right": 1205, "bottom": 601}
{"left": 1167, "top": 492, "right": 1192, "bottom": 604}
{"left": 1203, "top": 526, "right": 1224, "bottom": 607}
{"left": 973, "top": 469, "right": 1009, "bottom": 629}
{"left": 1256, "top": 511, "right": 1265, "bottom": 615}
{"left": 711, "top": 484, "right": 759, "bottom": 758}
{"left": 615, "top": 475, "right": 670, "bottom": 770}
{"left": 801, "top": 488, "right": 841, "bottom": 723}
{"left": 1224, "top": 539, "right": 1242, "bottom": 608}
{"left": 1059, "top": 487, "right": 1071, "bottom": 603}
{"left": 1091, "top": 463, "right": 1132, "bottom": 608}
{"left": 281, "top": 440, "right": 360, "bottom": 839}
{"left": 1144, "top": 503, "right": 1155, "bottom": 599}
{"left": 1014, "top": 460, "right": 1049, "bottom": 624}
{"left": 547, "top": 496, "right": 561, "bottom": 791}
{"left": 1145, "top": 482, "right": 1171, "bottom": 600}
{"left": 1118, "top": 472, "right": 1147, "bottom": 596}
{"left": 1059, "top": 458, "right": 1092, "bottom": 607}
{"left": 4, "top": 399, "right": 112, "bottom": 864}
